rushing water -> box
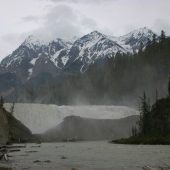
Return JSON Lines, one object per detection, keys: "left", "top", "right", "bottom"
{"left": 6, "top": 141, "right": 170, "bottom": 170}
{"left": 4, "top": 104, "right": 138, "bottom": 133}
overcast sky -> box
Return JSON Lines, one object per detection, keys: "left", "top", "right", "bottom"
{"left": 0, "top": 0, "right": 170, "bottom": 61}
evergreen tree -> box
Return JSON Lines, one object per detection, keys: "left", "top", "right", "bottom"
{"left": 155, "top": 89, "right": 158, "bottom": 103}
{"left": 168, "top": 76, "right": 170, "bottom": 97}
{"left": 160, "top": 30, "right": 166, "bottom": 41}
{"left": 152, "top": 34, "right": 157, "bottom": 44}
{"left": 138, "top": 92, "right": 151, "bottom": 135}
{"left": 0, "top": 96, "right": 4, "bottom": 109}
{"left": 131, "top": 126, "right": 137, "bottom": 137}
{"left": 114, "top": 77, "right": 170, "bottom": 144}
{"left": 139, "top": 42, "right": 144, "bottom": 53}
{"left": 146, "top": 38, "right": 151, "bottom": 47}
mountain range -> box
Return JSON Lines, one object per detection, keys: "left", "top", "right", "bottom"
{"left": 0, "top": 27, "right": 155, "bottom": 80}
{"left": 0, "top": 27, "right": 157, "bottom": 102}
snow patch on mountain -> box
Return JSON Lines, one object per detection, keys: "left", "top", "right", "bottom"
{"left": 50, "top": 49, "right": 63, "bottom": 68}
{"left": 28, "top": 68, "right": 33, "bottom": 78}
{"left": 30, "top": 58, "right": 39, "bottom": 65}
{"left": 62, "top": 56, "right": 69, "bottom": 65}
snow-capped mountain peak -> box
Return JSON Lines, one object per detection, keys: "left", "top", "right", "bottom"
{"left": 23, "top": 35, "right": 71, "bottom": 50}
{"left": 23, "top": 35, "right": 50, "bottom": 48}
{"left": 76, "top": 30, "right": 105, "bottom": 45}
{"left": 0, "top": 28, "right": 156, "bottom": 79}
{"left": 117, "top": 27, "right": 155, "bottom": 52}
{"left": 65, "top": 31, "right": 128, "bottom": 72}
{"left": 89, "top": 30, "right": 104, "bottom": 37}
{"left": 122, "top": 27, "right": 154, "bottom": 39}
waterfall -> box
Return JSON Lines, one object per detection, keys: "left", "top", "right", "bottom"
{"left": 4, "top": 103, "right": 138, "bottom": 134}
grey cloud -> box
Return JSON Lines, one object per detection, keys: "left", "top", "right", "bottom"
{"left": 153, "top": 19, "right": 170, "bottom": 35}
{"left": 1, "top": 33, "right": 25, "bottom": 44}
{"left": 45, "top": 5, "right": 77, "bottom": 22}
{"left": 46, "top": 0, "right": 115, "bottom": 4}
{"left": 1, "top": 0, "right": 169, "bottom": 61}
{"left": 81, "top": 17, "right": 97, "bottom": 29}
{"left": 21, "top": 16, "right": 40, "bottom": 23}
{"left": 32, "top": 4, "right": 98, "bottom": 40}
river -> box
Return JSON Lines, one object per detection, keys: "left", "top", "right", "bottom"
{"left": 6, "top": 141, "right": 170, "bottom": 170}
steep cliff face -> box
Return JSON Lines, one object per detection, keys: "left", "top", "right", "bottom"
{"left": 0, "top": 108, "right": 33, "bottom": 144}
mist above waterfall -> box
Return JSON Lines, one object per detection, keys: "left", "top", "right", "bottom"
{"left": 4, "top": 103, "right": 138, "bottom": 134}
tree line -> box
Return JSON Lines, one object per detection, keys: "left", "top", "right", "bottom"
{"left": 137, "top": 77, "right": 170, "bottom": 137}
{"left": 114, "top": 77, "right": 170, "bottom": 144}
